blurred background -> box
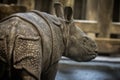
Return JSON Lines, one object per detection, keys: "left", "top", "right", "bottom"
{"left": 0, "top": 0, "right": 120, "bottom": 80}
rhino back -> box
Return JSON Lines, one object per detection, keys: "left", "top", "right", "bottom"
{"left": 12, "top": 12, "right": 65, "bottom": 77}
{"left": 0, "top": 12, "right": 65, "bottom": 79}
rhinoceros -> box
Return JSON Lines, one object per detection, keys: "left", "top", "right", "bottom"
{"left": 0, "top": 3, "right": 97, "bottom": 80}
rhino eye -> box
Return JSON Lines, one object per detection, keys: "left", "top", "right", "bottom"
{"left": 82, "top": 37, "right": 97, "bottom": 48}
{"left": 82, "top": 37, "right": 88, "bottom": 43}
{"left": 84, "top": 37, "right": 89, "bottom": 40}
{"left": 83, "top": 38, "right": 87, "bottom": 42}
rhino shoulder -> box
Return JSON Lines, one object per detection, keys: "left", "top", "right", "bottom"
{"left": 32, "top": 10, "right": 61, "bottom": 26}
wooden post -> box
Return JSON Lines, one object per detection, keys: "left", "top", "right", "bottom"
{"left": 112, "top": 0, "right": 119, "bottom": 22}
{"left": 85, "top": 0, "right": 98, "bottom": 39}
{"left": 55, "top": 0, "right": 74, "bottom": 8}
{"left": 119, "top": 1, "right": 120, "bottom": 22}
{"left": 86, "top": 0, "right": 98, "bottom": 20}
{"left": 97, "top": 0, "right": 114, "bottom": 38}
{"left": 17, "top": 0, "right": 35, "bottom": 11}
{"left": 35, "top": 0, "right": 53, "bottom": 13}
{"left": 74, "top": 0, "right": 87, "bottom": 19}
{"left": 35, "top": 0, "right": 41, "bottom": 11}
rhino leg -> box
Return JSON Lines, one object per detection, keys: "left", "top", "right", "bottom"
{"left": 21, "top": 71, "right": 37, "bottom": 80}
{"left": 0, "top": 61, "right": 8, "bottom": 80}
{"left": 41, "top": 63, "right": 58, "bottom": 80}
{"left": 13, "top": 36, "right": 42, "bottom": 80}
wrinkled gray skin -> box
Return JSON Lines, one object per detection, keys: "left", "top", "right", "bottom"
{"left": 0, "top": 8, "right": 97, "bottom": 80}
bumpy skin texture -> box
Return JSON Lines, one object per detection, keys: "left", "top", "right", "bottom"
{"left": 0, "top": 11, "right": 64, "bottom": 80}
{"left": 0, "top": 10, "right": 97, "bottom": 80}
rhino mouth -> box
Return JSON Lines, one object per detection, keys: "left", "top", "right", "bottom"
{"left": 67, "top": 51, "right": 97, "bottom": 62}
{"left": 78, "top": 50, "right": 97, "bottom": 62}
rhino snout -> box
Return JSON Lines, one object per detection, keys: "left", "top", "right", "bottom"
{"left": 84, "top": 48, "right": 98, "bottom": 61}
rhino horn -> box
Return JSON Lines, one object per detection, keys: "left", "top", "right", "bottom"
{"left": 64, "top": 6, "right": 73, "bottom": 22}
{"left": 54, "top": 2, "right": 64, "bottom": 19}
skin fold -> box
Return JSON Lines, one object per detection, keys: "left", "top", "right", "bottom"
{"left": 0, "top": 6, "right": 97, "bottom": 80}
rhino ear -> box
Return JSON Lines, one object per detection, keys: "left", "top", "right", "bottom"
{"left": 64, "top": 7, "right": 73, "bottom": 21}
{"left": 54, "top": 2, "right": 64, "bottom": 19}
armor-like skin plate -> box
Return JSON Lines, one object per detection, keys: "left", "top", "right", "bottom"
{"left": 0, "top": 10, "right": 97, "bottom": 80}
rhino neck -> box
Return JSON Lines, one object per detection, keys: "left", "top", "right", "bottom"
{"left": 60, "top": 20, "right": 71, "bottom": 56}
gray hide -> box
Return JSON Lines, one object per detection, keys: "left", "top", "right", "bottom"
{"left": 0, "top": 4, "right": 97, "bottom": 80}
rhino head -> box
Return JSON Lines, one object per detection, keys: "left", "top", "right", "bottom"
{"left": 54, "top": 3, "right": 97, "bottom": 62}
